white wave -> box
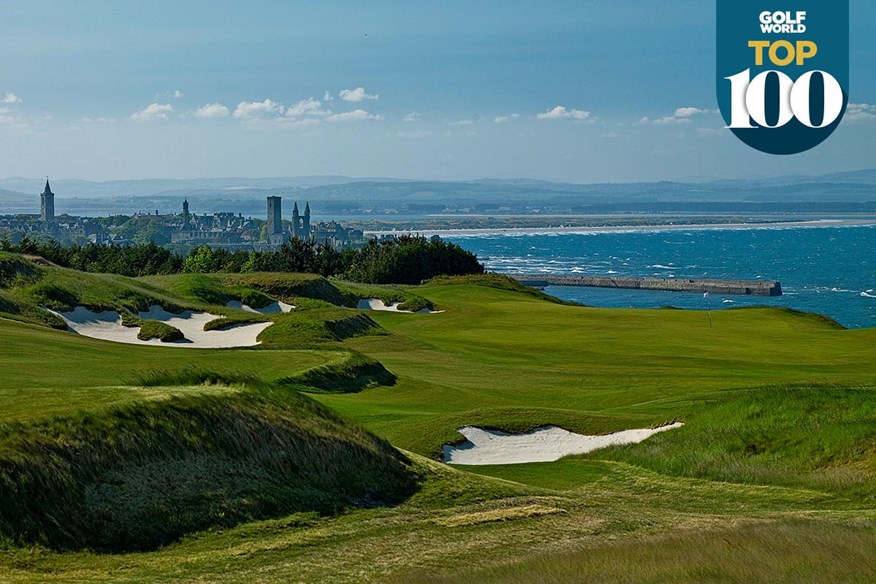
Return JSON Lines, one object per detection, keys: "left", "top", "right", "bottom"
{"left": 862, "top": 292, "right": 876, "bottom": 299}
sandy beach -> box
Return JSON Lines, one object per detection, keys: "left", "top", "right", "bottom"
{"left": 366, "top": 218, "right": 876, "bottom": 238}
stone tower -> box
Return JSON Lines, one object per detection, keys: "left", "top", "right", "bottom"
{"left": 292, "top": 201, "right": 300, "bottom": 239}
{"left": 266, "top": 196, "right": 283, "bottom": 243}
{"left": 182, "top": 198, "right": 192, "bottom": 230}
{"left": 303, "top": 202, "right": 311, "bottom": 239}
{"left": 40, "top": 178, "right": 55, "bottom": 222}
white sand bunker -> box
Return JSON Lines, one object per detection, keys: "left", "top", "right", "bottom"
{"left": 443, "top": 423, "right": 684, "bottom": 465}
{"left": 226, "top": 300, "right": 294, "bottom": 314}
{"left": 49, "top": 305, "right": 272, "bottom": 349}
{"left": 357, "top": 298, "right": 443, "bottom": 314}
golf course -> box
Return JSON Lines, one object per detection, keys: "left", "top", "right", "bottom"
{"left": 1, "top": 252, "right": 875, "bottom": 582}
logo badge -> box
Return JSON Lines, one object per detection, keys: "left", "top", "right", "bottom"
{"left": 717, "top": 1, "right": 849, "bottom": 155}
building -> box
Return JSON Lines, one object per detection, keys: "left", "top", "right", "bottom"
{"left": 40, "top": 179, "right": 55, "bottom": 222}
{"left": 182, "top": 198, "right": 192, "bottom": 230}
{"left": 310, "top": 220, "right": 364, "bottom": 248}
{"left": 291, "top": 201, "right": 311, "bottom": 240}
{"left": 266, "top": 196, "right": 285, "bottom": 245}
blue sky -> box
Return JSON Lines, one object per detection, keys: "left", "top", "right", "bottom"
{"left": 1, "top": 1, "right": 874, "bottom": 182}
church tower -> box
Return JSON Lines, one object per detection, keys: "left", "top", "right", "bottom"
{"left": 40, "top": 178, "right": 55, "bottom": 222}
{"left": 292, "top": 201, "right": 300, "bottom": 239}
{"left": 182, "top": 198, "right": 192, "bottom": 230}
{"left": 303, "top": 202, "right": 311, "bottom": 239}
{"left": 266, "top": 196, "right": 283, "bottom": 244}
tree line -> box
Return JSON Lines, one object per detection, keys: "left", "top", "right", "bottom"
{"left": 1, "top": 235, "right": 484, "bottom": 284}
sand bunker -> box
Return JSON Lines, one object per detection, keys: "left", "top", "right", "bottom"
{"left": 226, "top": 300, "right": 294, "bottom": 314}
{"left": 357, "top": 298, "right": 443, "bottom": 314}
{"left": 49, "top": 305, "right": 273, "bottom": 349}
{"left": 443, "top": 423, "right": 684, "bottom": 465}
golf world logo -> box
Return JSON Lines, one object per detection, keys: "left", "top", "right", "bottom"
{"left": 716, "top": 1, "right": 849, "bottom": 155}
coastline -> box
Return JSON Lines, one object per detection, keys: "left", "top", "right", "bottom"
{"left": 365, "top": 218, "right": 876, "bottom": 238}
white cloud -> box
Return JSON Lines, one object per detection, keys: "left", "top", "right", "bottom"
{"left": 233, "top": 99, "right": 283, "bottom": 119}
{"left": 172, "top": 89, "right": 183, "bottom": 99}
{"left": 494, "top": 113, "right": 519, "bottom": 123}
{"left": 402, "top": 112, "right": 421, "bottom": 123}
{"left": 845, "top": 103, "right": 876, "bottom": 123}
{"left": 195, "top": 103, "right": 230, "bottom": 118}
{"left": 641, "top": 106, "right": 716, "bottom": 125}
{"left": 2, "top": 93, "right": 21, "bottom": 104}
{"left": 325, "top": 109, "right": 382, "bottom": 123}
{"left": 285, "top": 97, "right": 331, "bottom": 118}
{"left": 129, "top": 103, "right": 173, "bottom": 122}
{"left": 323, "top": 90, "right": 334, "bottom": 101}
{"left": 536, "top": 106, "right": 591, "bottom": 121}
{"left": 673, "top": 107, "right": 706, "bottom": 118}
{"left": 339, "top": 87, "right": 379, "bottom": 102}
{"left": 449, "top": 119, "right": 474, "bottom": 126}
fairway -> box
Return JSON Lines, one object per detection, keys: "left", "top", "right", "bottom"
{"left": 316, "top": 281, "right": 876, "bottom": 457}
{"left": 1, "top": 267, "right": 875, "bottom": 582}
{"left": 0, "top": 318, "right": 345, "bottom": 421}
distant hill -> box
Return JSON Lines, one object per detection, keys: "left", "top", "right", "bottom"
{"left": 2, "top": 170, "right": 876, "bottom": 217}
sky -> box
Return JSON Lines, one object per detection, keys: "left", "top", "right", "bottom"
{"left": 1, "top": 0, "right": 875, "bottom": 183}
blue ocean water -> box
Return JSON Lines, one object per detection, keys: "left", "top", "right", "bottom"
{"left": 446, "top": 225, "right": 876, "bottom": 329}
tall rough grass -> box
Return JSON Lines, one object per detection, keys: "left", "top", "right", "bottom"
{"left": 0, "top": 389, "right": 418, "bottom": 552}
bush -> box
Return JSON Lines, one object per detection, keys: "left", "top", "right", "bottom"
{"left": 343, "top": 236, "right": 484, "bottom": 284}
{"left": 2, "top": 235, "right": 485, "bottom": 285}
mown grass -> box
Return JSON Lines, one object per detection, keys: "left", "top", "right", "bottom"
{"left": 316, "top": 278, "right": 876, "bottom": 460}
{"left": 0, "top": 318, "right": 342, "bottom": 422}
{"left": 1, "top": 266, "right": 875, "bottom": 582}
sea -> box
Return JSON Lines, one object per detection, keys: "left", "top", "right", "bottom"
{"left": 446, "top": 224, "right": 876, "bottom": 329}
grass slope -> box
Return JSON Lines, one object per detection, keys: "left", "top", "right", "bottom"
{"left": 0, "top": 388, "right": 417, "bottom": 552}
{"left": 316, "top": 278, "right": 876, "bottom": 459}
{"left": 1, "top": 269, "right": 875, "bottom": 581}
{"left": 0, "top": 318, "right": 355, "bottom": 422}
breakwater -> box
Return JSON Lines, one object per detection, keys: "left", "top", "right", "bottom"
{"left": 511, "top": 275, "right": 783, "bottom": 297}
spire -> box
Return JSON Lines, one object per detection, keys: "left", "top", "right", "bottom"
{"left": 293, "top": 201, "right": 299, "bottom": 214}
{"left": 304, "top": 201, "right": 310, "bottom": 215}
{"left": 43, "top": 177, "right": 52, "bottom": 194}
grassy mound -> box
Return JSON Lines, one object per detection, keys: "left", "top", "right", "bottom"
{"left": 0, "top": 254, "right": 185, "bottom": 321}
{"left": 137, "top": 319, "right": 185, "bottom": 342}
{"left": 0, "top": 253, "right": 40, "bottom": 287}
{"left": 259, "top": 309, "right": 383, "bottom": 347}
{"left": 0, "top": 389, "right": 418, "bottom": 552}
{"left": 202, "top": 315, "right": 267, "bottom": 332}
{"left": 139, "top": 273, "right": 276, "bottom": 310}
{"left": 217, "top": 273, "right": 353, "bottom": 307}
{"left": 283, "top": 352, "right": 397, "bottom": 393}
{"left": 334, "top": 281, "right": 435, "bottom": 312}
{"left": 426, "top": 273, "right": 573, "bottom": 305}
{"left": 587, "top": 385, "right": 876, "bottom": 498}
